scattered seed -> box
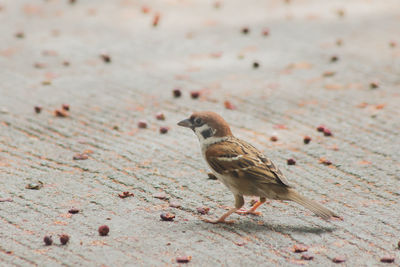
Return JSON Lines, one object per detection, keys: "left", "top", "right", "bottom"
{"left": 63, "top": 61, "right": 70, "bottom": 66}
{"left": 293, "top": 244, "right": 308, "bottom": 253}
{"left": 73, "top": 153, "right": 89, "bottom": 160}
{"left": 155, "top": 112, "right": 165, "bottom": 120}
{"left": 370, "top": 82, "right": 379, "bottom": 89}
{"left": 319, "top": 158, "right": 332, "bottom": 166}
{"left": 287, "top": 158, "right": 296, "bottom": 165}
{"left": 330, "top": 55, "right": 339, "bottom": 62}
{"left": 152, "top": 13, "right": 160, "bottom": 27}
{"left": 100, "top": 53, "right": 111, "bottom": 63}
{"left": 160, "top": 212, "right": 175, "bottom": 221}
{"left": 336, "top": 39, "right": 343, "bottom": 46}
{"left": 380, "top": 256, "right": 395, "bottom": 263}
{"left": 234, "top": 240, "right": 247, "bottom": 246}
{"left": 323, "top": 128, "right": 333, "bottom": 136}
{"left": 253, "top": 61, "right": 260, "bottom": 68}
{"left": 398, "top": 240, "right": 400, "bottom": 249}
{"left": 317, "top": 125, "right": 325, "bottom": 132}
{"left": 34, "top": 63, "right": 46, "bottom": 69}
{"left": 262, "top": 28, "right": 269, "bottom": 36}
{"left": 208, "top": 173, "right": 217, "bottom": 180}
{"left": 118, "top": 191, "right": 134, "bottom": 198}
{"left": 196, "top": 207, "right": 210, "bottom": 215}
{"left": 34, "top": 106, "right": 42, "bottom": 114}
{"left": 169, "top": 201, "right": 181, "bottom": 208}
{"left": 25, "top": 181, "right": 43, "bottom": 190}
{"left": 159, "top": 127, "right": 169, "bottom": 134}
{"left": 138, "top": 120, "right": 148, "bottom": 128}
{"left": 15, "top": 32, "right": 24, "bottom": 38}
{"left": 303, "top": 136, "right": 311, "bottom": 144}
{"left": 173, "top": 88, "right": 182, "bottom": 98}
{"left": 176, "top": 256, "right": 191, "bottom": 263}
{"left": 141, "top": 6, "right": 150, "bottom": 13}
{"left": 42, "top": 81, "right": 52, "bottom": 86}
{"left": 336, "top": 9, "right": 345, "bottom": 17}
{"left": 322, "top": 71, "right": 336, "bottom": 77}
{"left": 113, "top": 125, "right": 119, "bottom": 130}
{"left": 69, "top": 0, "right": 76, "bottom": 4}
{"left": 68, "top": 208, "right": 80, "bottom": 214}
{"left": 62, "top": 104, "right": 70, "bottom": 111}
{"left": 214, "top": 1, "right": 221, "bottom": 9}
{"left": 270, "top": 136, "right": 278, "bottom": 142}
{"left": 98, "top": 225, "right": 110, "bottom": 236}
{"left": 153, "top": 192, "right": 167, "bottom": 199}
{"left": 43, "top": 236, "right": 53, "bottom": 246}
{"left": 241, "top": 27, "right": 249, "bottom": 34}
{"left": 389, "top": 41, "right": 397, "bottom": 48}
{"left": 224, "top": 101, "right": 236, "bottom": 110}
{"left": 54, "top": 109, "right": 68, "bottom": 117}
{"left": 301, "top": 254, "right": 314, "bottom": 260}
{"left": 190, "top": 91, "right": 200, "bottom": 99}
{"left": 59, "top": 234, "right": 70, "bottom": 245}
{"left": 332, "top": 256, "right": 346, "bottom": 263}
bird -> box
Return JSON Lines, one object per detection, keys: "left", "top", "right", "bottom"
{"left": 177, "top": 111, "right": 339, "bottom": 224}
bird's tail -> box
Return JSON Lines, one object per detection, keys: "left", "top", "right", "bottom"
{"left": 285, "top": 189, "right": 339, "bottom": 220}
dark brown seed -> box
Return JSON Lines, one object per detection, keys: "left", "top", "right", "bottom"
{"left": 370, "top": 82, "right": 379, "bottom": 89}
{"left": 59, "top": 234, "right": 69, "bottom": 245}
{"left": 63, "top": 61, "right": 70, "bottom": 66}
{"left": 159, "top": 127, "right": 169, "bottom": 134}
{"left": 380, "top": 256, "right": 395, "bottom": 263}
{"left": 262, "top": 28, "right": 269, "bottom": 36}
{"left": 118, "top": 191, "right": 134, "bottom": 198}
{"left": 173, "top": 88, "right": 182, "bottom": 98}
{"left": 330, "top": 55, "right": 339, "bottom": 62}
{"left": 303, "top": 136, "right": 311, "bottom": 144}
{"left": 34, "top": 63, "right": 46, "bottom": 69}
{"left": 196, "top": 207, "right": 210, "bottom": 215}
{"left": 69, "top": 0, "right": 76, "bottom": 4}
{"left": 207, "top": 173, "right": 217, "bottom": 180}
{"left": 287, "top": 158, "right": 296, "bottom": 165}
{"left": 155, "top": 112, "right": 165, "bottom": 120}
{"left": 34, "top": 106, "right": 42, "bottom": 114}
{"left": 176, "top": 256, "right": 192, "bottom": 263}
{"left": 68, "top": 208, "right": 80, "bottom": 214}
{"left": 54, "top": 109, "right": 68, "bottom": 117}
{"left": 160, "top": 212, "right": 175, "bottom": 221}
{"left": 15, "top": 32, "right": 24, "bottom": 38}
{"left": 293, "top": 244, "right": 308, "bottom": 253}
{"left": 253, "top": 61, "right": 260, "bottom": 68}
{"left": 241, "top": 27, "right": 249, "bottom": 34}
{"left": 62, "top": 104, "right": 70, "bottom": 111}
{"left": 138, "top": 120, "right": 148, "bottom": 129}
{"left": 398, "top": 240, "right": 400, "bottom": 249}
{"left": 73, "top": 153, "right": 89, "bottom": 160}
{"left": 113, "top": 125, "right": 119, "bottom": 130}
{"left": 317, "top": 125, "right": 325, "bottom": 132}
{"left": 323, "top": 128, "right": 333, "bottom": 136}
{"left": 100, "top": 53, "right": 111, "bottom": 63}
{"left": 270, "top": 136, "right": 278, "bottom": 142}
{"left": 98, "top": 225, "right": 110, "bottom": 236}
{"left": 43, "top": 236, "right": 53, "bottom": 246}
{"left": 301, "top": 254, "right": 314, "bottom": 260}
{"left": 332, "top": 256, "right": 346, "bottom": 263}
{"left": 190, "top": 91, "right": 200, "bottom": 99}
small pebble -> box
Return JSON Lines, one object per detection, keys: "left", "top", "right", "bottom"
{"left": 319, "top": 158, "right": 332, "bottom": 166}
{"left": 323, "top": 128, "right": 333, "bottom": 136}
{"left": 330, "top": 55, "right": 339, "bottom": 62}
{"left": 34, "top": 106, "right": 42, "bottom": 114}
{"left": 241, "top": 27, "right": 249, "bottom": 34}
{"left": 270, "top": 136, "right": 278, "bottom": 142}
{"left": 118, "top": 191, "right": 134, "bottom": 198}
{"left": 15, "top": 32, "right": 24, "bottom": 38}
{"left": 43, "top": 236, "right": 53, "bottom": 246}
{"left": 153, "top": 192, "right": 167, "bottom": 199}
{"left": 173, "top": 88, "right": 182, "bottom": 98}
{"left": 54, "top": 109, "right": 68, "bottom": 117}
{"left": 262, "top": 28, "right": 269, "bottom": 36}
{"left": 73, "top": 153, "right": 89, "bottom": 160}
{"left": 62, "top": 104, "right": 70, "bottom": 111}
{"left": 293, "top": 244, "right": 308, "bottom": 253}
{"left": 159, "top": 127, "right": 169, "bottom": 134}
{"left": 317, "top": 125, "right": 325, "bottom": 132}
{"left": 100, "top": 53, "right": 111, "bottom": 63}
{"left": 332, "top": 256, "right": 346, "bottom": 263}
{"left": 287, "top": 158, "right": 296, "bottom": 165}
{"left": 196, "top": 207, "right": 210, "bottom": 215}
{"left": 176, "top": 256, "right": 192, "bottom": 263}
{"left": 98, "top": 225, "right": 110, "bottom": 236}
{"left": 68, "top": 208, "right": 80, "bottom": 214}
{"left": 380, "top": 256, "right": 395, "bottom": 263}
{"left": 253, "top": 61, "right": 260, "bottom": 68}
{"left": 155, "top": 112, "right": 165, "bottom": 120}
{"left": 301, "top": 254, "right": 314, "bottom": 260}
{"left": 59, "top": 234, "right": 69, "bottom": 245}
{"left": 160, "top": 212, "right": 175, "bottom": 221}
{"left": 370, "top": 82, "right": 379, "bottom": 89}
{"left": 190, "top": 91, "right": 200, "bottom": 99}
{"left": 25, "top": 181, "right": 43, "bottom": 190}
{"left": 138, "top": 120, "right": 148, "bottom": 128}
{"left": 303, "top": 136, "right": 311, "bottom": 144}
{"left": 169, "top": 201, "right": 181, "bottom": 208}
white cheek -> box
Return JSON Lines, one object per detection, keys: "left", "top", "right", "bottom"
{"left": 194, "top": 124, "right": 212, "bottom": 143}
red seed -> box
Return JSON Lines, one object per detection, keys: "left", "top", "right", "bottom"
{"left": 317, "top": 125, "right": 325, "bottom": 132}
{"left": 270, "top": 136, "right": 278, "bottom": 142}
{"left": 160, "top": 212, "right": 175, "bottom": 221}
{"left": 380, "top": 256, "right": 395, "bottom": 263}
{"left": 141, "top": 6, "right": 150, "bottom": 13}
{"left": 138, "top": 120, "right": 148, "bottom": 128}
{"left": 389, "top": 41, "right": 397, "bottom": 48}
{"left": 224, "top": 101, "right": 236, "bottom": 110}
{"left": 301, "top": 254, "right": 314, "bottom": 260}
{"left": 173, "top": 88, "right": 182, "bottom": 98}
{"left": 62, "top": 104, "right": 70, "bottom": 111}
{"left": 100, "top": 53, "right": 111, "bottom": 63}
{"left": 73, "top": 153, "right": 89, "bottom": 160}
{"left": 98, "top": 225, "right": 110, "bottom": 236}
{"left": 159, "top": 127, "right": 169, "bottom": 134}
{"left": 176, "top": 256, "right": 192, "bottom": 263}
{"left": 196, "top": 207, "right": 210, "bottom": 215}
{"left": 59, "top": 234, "right": 69, "bottom": 245}
{"left": 152, "top": 13, "right": 160, "bottom": 27}
{"left": 190, "top": 91, "right": 200, "bottom": 99}
{"left": 303, "top": 136, "right": 311, "bottom": 144}
{"left": 287, "top": 158, "right": 296, "bottom": 165}
{"left": 323, "top": 128, "right": 333, "bottom": 136}
{"left": 34, "top": 106, "right": 42, "bottom": 114}
{"left": 54, "top": 109, "right": 68, "bottom": 117}
{"left": 293, "top": 244, "right": 308, "bottom": 253}
{"left": 118, "top": 191, "right": 134, "bottom": 198}
{"left": 43, "top": 236, "right": 53, "bottom": 246}
{"left": 332, "top": 256, "right": 346, "bottom": 263}
{"left": 262, "top": 28, "right": 269, "bottom": 36}
{"left": 68, "top": 208, "right": 80, "bottom": 214}
{"left": 241, "top": 27, "right": 249, "bottom": 34}
{"left": 155, "top": 112, "right": 165, "bottom": 120}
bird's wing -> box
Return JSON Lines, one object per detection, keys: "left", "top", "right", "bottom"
{"left": 205, "top": 138, "right": 290, "bottom": 187}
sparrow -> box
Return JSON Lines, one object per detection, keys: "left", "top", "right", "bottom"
{"left": 178, "top": 111, "right": 339, "bottom": 224}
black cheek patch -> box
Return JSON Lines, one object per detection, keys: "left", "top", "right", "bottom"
{"left": 201, "top": 129, "right": 213, "bottom": 139}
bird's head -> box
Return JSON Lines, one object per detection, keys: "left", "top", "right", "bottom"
{"left": 177, "top": 111, "right": 232, "bottom": 144}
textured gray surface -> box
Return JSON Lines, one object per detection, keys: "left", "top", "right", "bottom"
{"left": 1, "top": 0, "right": 399, "bottom": 266}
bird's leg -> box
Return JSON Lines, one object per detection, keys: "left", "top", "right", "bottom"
{"left": 236, "top": 197, "right": 266, "bottom": 216}
{"left": 203, "top": 195, "right": 244, "bottom": 224}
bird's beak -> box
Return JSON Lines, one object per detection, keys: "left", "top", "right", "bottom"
{"left": 177, "top": 118, "right": 192, "bottom": 128}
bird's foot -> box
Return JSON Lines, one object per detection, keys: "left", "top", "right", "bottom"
{"left": 236, "top": 209, "right": 262, "bottom": 216}
{"left": 202, "top": 218, "right": 235, "bottom": 224}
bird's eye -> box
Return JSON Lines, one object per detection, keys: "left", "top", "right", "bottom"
{"left": 194, "top": 117, "right": 203, "bottom": 126}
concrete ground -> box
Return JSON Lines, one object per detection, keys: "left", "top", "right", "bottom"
{"left": 0, "top": 0, "right": 399, "bottom": 266}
